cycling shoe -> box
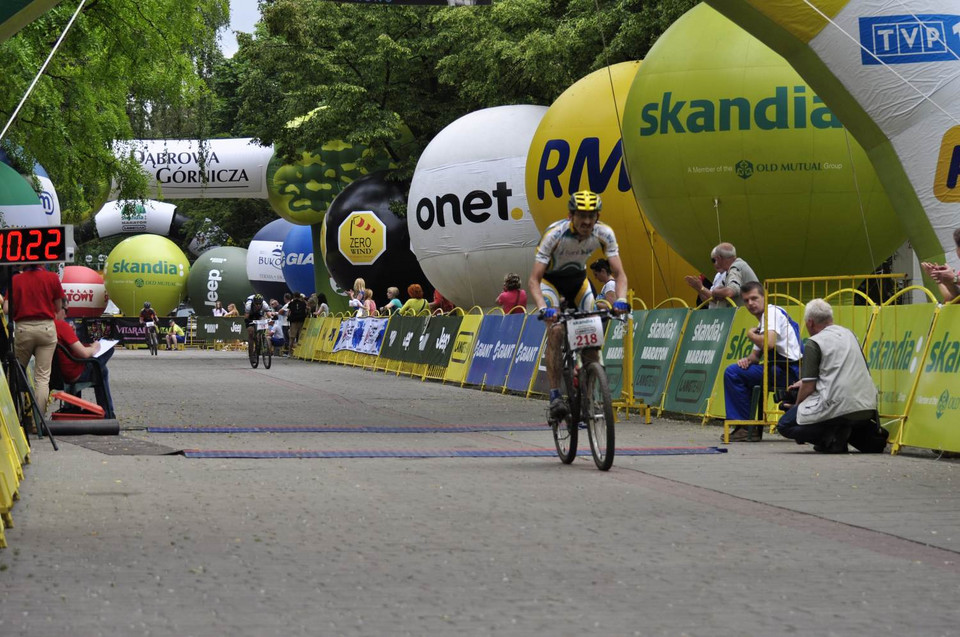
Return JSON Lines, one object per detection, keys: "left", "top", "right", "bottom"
{"left": 549, "top": 397, "right": 570, "bottom": 421}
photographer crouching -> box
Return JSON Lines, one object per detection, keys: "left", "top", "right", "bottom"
{"left": 777, "top": 298, "right": 888, "bottom": 453}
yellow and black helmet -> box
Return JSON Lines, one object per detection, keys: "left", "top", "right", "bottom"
{"left": 568, "top": 190, "right": 602, "bottom": 214}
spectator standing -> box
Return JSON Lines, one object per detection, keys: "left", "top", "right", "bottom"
{"left": 380, "top": 287, "right": 403, "bottom": 316}
{"left": 920, "top": 228, "right": 960, "bottom": 302}
{"left": 496, "top": 273, "right": 527, "bottom": 314}
{"left": 9, "top": 264, "right": 65, "bottom": 417}
{"left": 723, "top": 281, "right": 802, "bottom": 442}
{"left": 430, "top": 289, "right": 455, "bottom": 314}
{"left": 363, "top": 289, "right": 378, "bottom": 317}
{"left": 286, "top": 293, "right": 308, "bottom": 352}
{"left": 400, "top": 284, "right": 429, "bottom": 316}
{"left": 212, "top": 301, "right": 227, "bottom": 317}
{"left": 777, "top": 299, "right": 885, "bottom": 453}
{"left": 224, "top": 303, "right": 240, "bottom": 317}
{"left": 589, "top": 259, "right": 617, "bottom": 309}
{"left": 314, "top": 293, "right": 329, "bottom": 317}
{"left": 685, "top": 242, "right": 758, "bottom": 307}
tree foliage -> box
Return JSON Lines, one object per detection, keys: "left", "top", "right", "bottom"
{"left": 0, "top": 0, "right": 229, "bottom": 219}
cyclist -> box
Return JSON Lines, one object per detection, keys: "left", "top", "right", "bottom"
{"left": 244, "top": 293, "right": 272, "bottom": 354}
{"left": 139, "top": 301, "right": 159, "bottom": 349}
{"left": 528, "top": 190, "right": 629, "bottom": 420}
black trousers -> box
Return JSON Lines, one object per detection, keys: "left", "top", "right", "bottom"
{"left": 777, "top": 406, "right": 887, "bottom": 452}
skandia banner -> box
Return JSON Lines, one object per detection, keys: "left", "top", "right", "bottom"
{"left": 663, "top": 308, "right": 736, "bottom": 416}
{"left": 115, "top": 138, "right": 273, "bottom": 199}
{"left": 904, "top": 304, "right": 960, "bottom": 452}
{"left": 864, "top": 304, "right": 937, "bottom": 424}
{"left": 480, "top": 313, "right": 527, "bottom": 390}
{"left": 702, "top": 0, "right": 960, "bottom": 275}
{"left": 94, "top": 200, "right": 176, "bottom": 237}
{"left": 632, "top": 308, "right": 689, "bottom": 409}
{"left": 505, "top": 316, "right": 546, "bottom": 394}
{"left": 465, "top": 315, "right": 505, "bottom": 386}
{"left": 705, "top": 306, "right": 770, "bottom": 419}
{"left": 602, "top": 310, "right": 646, "bottom": 399}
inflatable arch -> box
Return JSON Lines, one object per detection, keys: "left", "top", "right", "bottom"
{"left": 79, "top": 199, "right": 225, "bottom": 257}
{"left": 704, "top": 0, "right": 960, "bottom": 270}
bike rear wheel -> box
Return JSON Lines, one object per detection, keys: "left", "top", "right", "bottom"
{"left": 147, "top": 330, "right": 158, "bottom": 356}
{"left": 552, "top": 366, "right": 578, "bottom": 464}
{"left": 584, "top": 362, "right": 615, "bottom": 470}
{"left": 249, "top": 334, "right": 260, "bottom": 368}
{"left": 261, "top": 334, "right": 272, "bottom": 369}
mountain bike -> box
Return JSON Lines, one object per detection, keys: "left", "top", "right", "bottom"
{"left": 144, "top": 321, "right": 158, "bottom": 356}
{"left": 249, "top": 319, "right": 272, "bottom": 369}
{"left": 541, "top": 307, "right": 620, "bottom": 470}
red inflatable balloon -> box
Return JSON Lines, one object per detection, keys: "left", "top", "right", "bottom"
{"left": 62, "top": 265, "right": 108, "bottom": 318}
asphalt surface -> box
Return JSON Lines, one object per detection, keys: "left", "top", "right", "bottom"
{"left": 1, "top": 347, "right": 959, "bottom": 636}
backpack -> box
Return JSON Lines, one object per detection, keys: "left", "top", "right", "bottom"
{"left": 288, "top": 298, "right": 307, "bottom": 322}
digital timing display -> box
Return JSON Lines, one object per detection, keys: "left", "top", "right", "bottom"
{"left": 0, "top": 225, "right": 75, "bottom": 265}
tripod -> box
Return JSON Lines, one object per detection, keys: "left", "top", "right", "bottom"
{"left": 2, "top": 267, "right": 58, "bottom": 451}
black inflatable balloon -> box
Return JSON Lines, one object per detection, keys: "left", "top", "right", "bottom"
{"left": 324, "top": 173, "right": 433, "bottom": 307}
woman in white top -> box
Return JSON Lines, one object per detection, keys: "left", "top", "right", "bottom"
{"left": 589, "top": 258, "right": 617, "bottom": 309}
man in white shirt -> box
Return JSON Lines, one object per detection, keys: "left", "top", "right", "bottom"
{"left": 723, "top": 281, "right": 802, "bottom": 441}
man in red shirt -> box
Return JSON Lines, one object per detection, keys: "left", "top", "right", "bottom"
{"left": 10, "top": 265, "right": 65, "bottom": 417}
{"left": 54, "top": 306, "right": 115, "bottom": 418}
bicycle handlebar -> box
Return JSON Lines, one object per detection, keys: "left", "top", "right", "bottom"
{"left": 537, "top": 307, "right": 627, "bottom": 323}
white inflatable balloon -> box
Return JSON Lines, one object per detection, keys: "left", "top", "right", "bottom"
{"left": 407, "top": 105, "right": 546, "bottom": 308}
{"left": 95, "top": 199, "right": 177, "bottom": 237}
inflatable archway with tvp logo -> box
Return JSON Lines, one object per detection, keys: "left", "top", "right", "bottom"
{"left": 703, "top": 0, "right": 960, "bottom": 274}
{"left": 622, "top": 5, "right": 905, "bottom": 279}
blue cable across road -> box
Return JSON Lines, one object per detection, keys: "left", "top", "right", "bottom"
{"left": 182, "top": 447, "right": 727, "bottom": 459}
{"left": 149, "top": 425, "right": 551, "bottom": 434}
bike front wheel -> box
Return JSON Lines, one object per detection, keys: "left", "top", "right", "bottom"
{"left": 552, "top": 366, "right": 578, "bottom": 464}
{"left": 147, "top": 331, "right": 158, "bottom": 356}
{"left": 583, "top": 362, "right": 615, "bottom": 471}
{"left": 262, "top": 335, "right": 272, "bottom": 369}
{"left": 249, "top": 335, "right": 260, "bottom": 368}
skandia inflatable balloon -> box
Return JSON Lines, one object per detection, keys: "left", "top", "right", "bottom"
{"left": 408, "top": 105, "right": 545, "bottom": 308}
{"left": 622, "top": 4, "right": 904, "bottom": 278}
{"left": 705, "top": 1, "right": 960, "bottom": 274}
{"left": 526, "top": 62, "right": 696, "bottom": 305}
{"left": 186, "top": 247, "right": 255, "bottom": 316}
{"left": 61, "top": 266, "right": 108, "bottom": 318}
{"left": 280, "top": 225, "right": 316, "bottom": 296}
{"left": 103, "top": 235, "right": 189, "bottom": 316}
{"left": 246, "top": 218, "right": 293, "bottom": 300}
{"left": 0, "top": 149, "right": 61, "bottom": 224}
{"left": 325, "top": 173, "right": 432, "bottom": 307}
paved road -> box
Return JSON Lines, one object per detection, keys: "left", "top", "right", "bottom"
{"left": 1, "top": 348, "right": 958, "bottom": 636}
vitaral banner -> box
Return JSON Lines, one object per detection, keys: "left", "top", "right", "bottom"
{"left": 505, "top": 316, "right": 546, "bottom": 393}
{"left": 632, "top": 308, "right": 689, "bottom": 409}
{"left": 465, "top": 315, "right": 505, "bottom": 386}
{"left": 196, "top": 317, "right": 246, "bottom": 341}
{"left": 663, "top": 308, "right": 736, "bottom": 415}
{"left": 115, "top": 138, "right": 273, "bottom": 199}
{"left": 903, "top": 304, "right": 960, "bottom": 452}
{"left": 417, "top": 315, "right": 463, "bottom": 368}
{"left": 602, "top": 310, "right": 646, "bottom": 400}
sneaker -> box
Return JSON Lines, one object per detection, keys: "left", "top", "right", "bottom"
{"left": 549, "top": 397, "right": 569, "bottom": 421}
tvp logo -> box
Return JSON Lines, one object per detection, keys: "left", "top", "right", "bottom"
{"left": 859, "top": 14, "right": 960, "bottom": 65}
{"left": 935, "top": 126, "right": 960, "bottom": 203}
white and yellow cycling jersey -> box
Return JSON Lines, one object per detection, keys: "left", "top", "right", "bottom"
{"left": 534, "top": 219, "right": 619, "bottom": 271}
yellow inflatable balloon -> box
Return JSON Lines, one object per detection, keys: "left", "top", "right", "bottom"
{"left": 526, "top": 61, "right": 697, "bottom": 307}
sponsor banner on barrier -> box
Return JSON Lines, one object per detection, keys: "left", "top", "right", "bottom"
{"left": 481, "top": 313, "right": 527, "bottom": 390}
{"left": 864, "top": 304, "right": 936, "bottom": 422}
{"left": 395, "top": 316, "right": 430, "bottom": 363}
{"left": 466, "top": 315, "right": 505, "bottom": 385}
{"left": 319, "top": 317, "right": 341, "bottom": 357}
{"left": 632, "top": 308, "right": 689, "bottom": 408}
{"left": 705, "top": 307, "right": 764, "bottom": 419}
{"left": 904, "top": 304, "right": 960, "bottom": 452}
{"left": 602, "top": 310, "right": 646, "bottom": 399}
{"left": 112, "top": 317, "right": 187, "bottom": 344}
{"left": 196, "top": 317, "right": 246, "bottom": 341}
{"left": 333, "top": 317, "right": 388, "bottom": 355}
{"left": 417, "top": 315, "right": 464, "bottom": 368}
{"left": 443, "top": 315, "right": 484, "bottom": 383}
{"left": 663, "top": 308, "right": 736, "bottom": 415}
{"left": 505, "top": 316, "right": 546, "bottom": 393}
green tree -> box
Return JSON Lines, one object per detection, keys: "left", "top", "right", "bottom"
{"left": 0, "top": 0, "right": 229, "bottom": 220}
